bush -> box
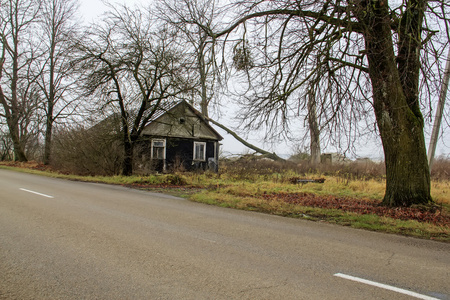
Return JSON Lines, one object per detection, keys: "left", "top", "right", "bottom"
{"left": 220, "top": 154, "right": 386, "bottom": 182}
{"left": 164, "top": 174, "right": 187, "bottom": 185}
{"left": 431, "top": 156, "right": 450, "bottom": 181}
{"left": 51, "top": 125, "right": 123, "bottom": 176}
{"left": 220, "top": 155, "right": 299, "bottom": 181}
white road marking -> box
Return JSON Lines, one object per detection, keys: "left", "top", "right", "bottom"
{"left": 334, "top": 273, "right": 440, "bottom": 300}
{"left": 19, "top": 188, "right": 54, "bottom": 199}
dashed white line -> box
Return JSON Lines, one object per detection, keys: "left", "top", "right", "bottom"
{"left": 19, "top": 188, "right": 54, "bottom": 199}
{"left": 334, "top": 273, "right": 440, "bottom": 300}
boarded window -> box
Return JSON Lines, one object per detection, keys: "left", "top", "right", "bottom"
{"left": 151, "top": 139, "right": 166, "bottom": 159}
{"left": 193, "top": 142, "right": 206, "bottom": 161}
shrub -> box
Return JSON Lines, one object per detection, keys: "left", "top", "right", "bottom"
{"left": 220, "top": 154, "right": 386, "bottom": 182}
{"left": 431, "top": 156, "right": 450, "bottom": 181}
{"left": 164, "top": 174, "right": 187, "bottom": 186}
{"left": 51, "top": 125, "right": 123, "bottom": 176}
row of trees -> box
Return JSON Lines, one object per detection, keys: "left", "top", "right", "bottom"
{"left": 0, "top": 0, "right": 218, "bottom": 174}
{"left": 1, "top": 0, "right": 449, "bottom": 207}
{"left": 1, "top": 0, "right": 79, "bottom": 164}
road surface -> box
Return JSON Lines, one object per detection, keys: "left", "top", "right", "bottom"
{"left": 0, "top": 169, "right": 449, "bottom": 299}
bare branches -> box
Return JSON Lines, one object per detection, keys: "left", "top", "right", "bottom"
{"left": 0, "top": 0, "right": 42, "bottom": 161}
{"left": 72, "top": 4, "right": 192, "bottom": 174}
{"left": 194, "top": 0, "right": 448, "bottom": 155}
{"left": 156, "top": 0, "right": 225, "bottom": 117}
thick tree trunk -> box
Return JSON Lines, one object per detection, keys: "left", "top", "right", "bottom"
{"left": 378, "top": 111, "right": 431, "bottom": 206}
{"left": 3, "top": 109, "right": 28, "bottom": 162}
{"left": 361, "top": 0, "right": 432, "bottom": 206}
{"left": 11, "top": 131, "right": 27, "bottom": 162}
{"left": 122, "top": 139, "right": 133, "bottom": 176}
{"left": 120, "top": 111, "right": 134, "bottom": 176}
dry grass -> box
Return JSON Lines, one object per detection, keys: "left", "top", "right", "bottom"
{"left": 190, "top": 191, "right": 449, "bottom": 241}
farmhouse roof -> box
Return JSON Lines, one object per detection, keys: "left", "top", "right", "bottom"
{"left": 142, "top": 100, "right": 223, "bottom": 141}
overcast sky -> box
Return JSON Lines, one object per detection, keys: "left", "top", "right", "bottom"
{"left": 77, "top": 0, "right": 450, "bottom": 160}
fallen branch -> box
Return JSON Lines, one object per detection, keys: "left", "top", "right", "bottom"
{"left": 206, "top": 117, "right": 285, "bottom": 161}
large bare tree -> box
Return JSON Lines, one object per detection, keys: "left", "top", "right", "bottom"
{"left": 74, "top": 4, "right": 191, "bottom": 175}
{"left": 195, "top": 0, "right": 449, "bottom": 207}
{"left": 0, "top": 0, "right": 41, "bottom": 161}
{"left": 37, "top": 0, "right": 80, "bottom": 165}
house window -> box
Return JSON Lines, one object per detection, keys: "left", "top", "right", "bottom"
{"left": 193, "top": 142, "right": 206, "bottom": 161}
{"left": 151, "top": 139, "right": 166, "bottom": 159}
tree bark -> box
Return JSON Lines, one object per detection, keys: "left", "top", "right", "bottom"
{"left": 43, "top": 112, "right": 53, "bottom": 165}
{"left": 43, "top": 57, "right": 55, "bottom": 165}
{"left": 361, "top": 0, "right": 432, "bottom": 206}
{"left": 198, "top": 36, "right": 209, "bottom": 119}
{"left": 307, "top": 89, "right": 320, "bottom": 166}
{"left": 122, "top": 138, "right": 134, "bottom": 176}
{"left": 9, "top": 119, "right": 28, "bottom": 162}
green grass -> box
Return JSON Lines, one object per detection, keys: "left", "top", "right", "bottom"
{"left": 1, "top": 162, "right": 448, "bottom": 242}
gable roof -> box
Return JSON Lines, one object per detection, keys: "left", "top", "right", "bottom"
{"left": 142, "top": 100, "right": 223, "bottom": 141}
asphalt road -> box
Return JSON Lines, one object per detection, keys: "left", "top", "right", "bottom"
{"left": 0, "top": 169, "right": 449, "bottom": 299}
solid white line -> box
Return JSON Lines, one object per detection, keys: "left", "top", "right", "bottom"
{"left": 334, "top": 273, "right": 440, "bottom": 300}
{"left": 19, "top": 188, "right": 54, "bottom": 199}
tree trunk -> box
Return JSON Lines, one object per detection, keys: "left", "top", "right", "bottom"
{"left": 11, "top": 130, "right": 28, "bottom": 162}
{"left": 2, "top": 106, "right": 28, "bottom": 162}
{"left": 43, "top": 116, "right": 53, "bottom": 165}
{"left": 44, "top": 36, "right": 56, "bottom": 166}
{"left": 307, "top": 89, "right": 320, "bottom": 166}
{"left": 122, "top": 138, "right": 133, "bottom": 176}
{"left": 198, "top": 35, "right": 209, "bottom": 119}
{"left": 362, "top": 0, "right": 432, "bottom": 206}
{"left": 43, "top": 78, "right": 55, "bottom": 165}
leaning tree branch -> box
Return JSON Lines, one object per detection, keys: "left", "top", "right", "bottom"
{"left": 206, "top": 117, "right": 285, "bottom": 161}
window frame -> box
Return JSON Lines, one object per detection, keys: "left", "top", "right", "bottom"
{"left": 151, "top": 139, "right": 166, "bottom": 160}
{"left": 193, "top": 141, "right": 206, "bottom": 161}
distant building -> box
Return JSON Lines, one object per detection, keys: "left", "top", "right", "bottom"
{"left": 320, "top": 153, "right": 349, "bottom": 164}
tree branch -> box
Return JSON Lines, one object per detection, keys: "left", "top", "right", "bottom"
{"left": 206, "top": 117, "right": 285, "bottom": 161}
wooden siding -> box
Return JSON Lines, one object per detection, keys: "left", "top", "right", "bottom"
{"left": 141, "top": 101, "right": 221, "bottom": 140}
{"left": 135, "top": 137, "right": 218, "bottom": 173}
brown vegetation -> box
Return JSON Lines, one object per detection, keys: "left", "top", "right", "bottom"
{"left": 260, "top": 192, "right": 449, "bottom": 227}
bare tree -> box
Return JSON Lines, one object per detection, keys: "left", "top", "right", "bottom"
{"left": 157, "top": 0, "right": 224, "bottom": 118}
{"left": 36, "top": 0, "right": 81, "bottom": 165}
{"left": 194, "top": 0, "right": 450, "bottom": 206}
{"left": 306, "top": 85, "right": 321, "bottom": 166}
{"left": 0, "top": 0, "right": 42, "bottom": 162}
{"left": 0, "top": 123, "right": 13, "bottom": 160}
{"left": 74, "top": 4, "right": 192, "bottom": 175}
{"left": 158, "top": 0, "right": 292, "bottom": 160}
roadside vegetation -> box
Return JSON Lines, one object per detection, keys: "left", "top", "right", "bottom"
{"left": 1, "top": 155, "right": 449, "bottom": 242}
